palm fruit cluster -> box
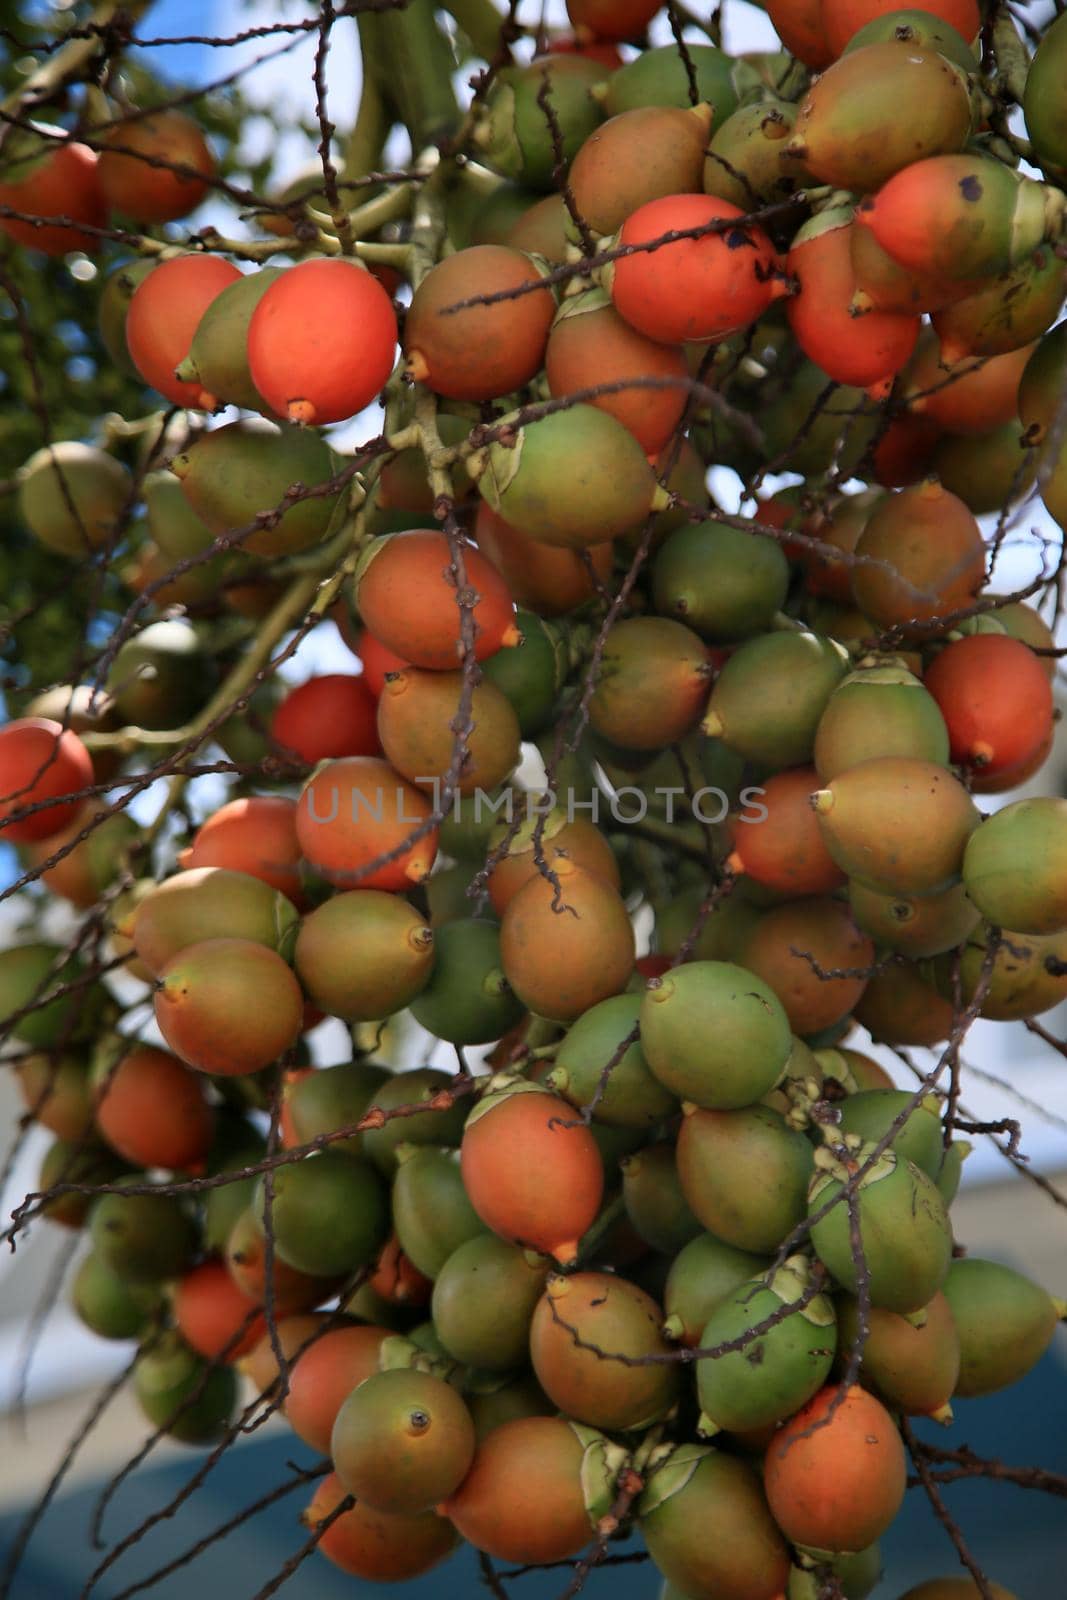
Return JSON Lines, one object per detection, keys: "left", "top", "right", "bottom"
{"left": 3, "top": 0, "right": 1067, "bottom": 1596}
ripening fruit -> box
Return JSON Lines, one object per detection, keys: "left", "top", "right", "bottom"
{"left": 642, "top": 961, "right": 793, "bottom": 1109}
{"left": 550, "top": 991, "right": 677, "bottom": 1129}
{"left": 459, "top": 1085, "right": 603, "bottom": 1264}
{"left": 174, "top": 266, "right": 282, "bottom": 411}
{"left": 39, "top": 1140, "right": 126, "bottom": 1229}
{"left": 174, "top": 1259, "right": 265, "bottom": 1363}
{"left": 849, "top": 222, "right": 974, "bottom": 315}
{"left": 568, "top": 104, "right": 712, "bottom": 239}
{"left": 943, "top": 1257, "right": 1065, "bottom": 1397}
{"left": 530, "top": 1271, "right": 681, "bottom": 1430}
{"left": 0, "top": 127, "right": 107, "bottom": 254}
{"left": 476, "top": 403, "right": 667, "bottom": 548}
{"left": 726, "top": 767, "right": 846, "bottom": 896}
{"left": 704, "top": 99, "right": 807, "bottom": 211}
{"left": 789, "top": 44, "right": 971, "bottom": 195}
{"left": 132, "top": 867, "right": 299, "bottom": 977}
{"left": 896, "top": 1582, "right": 1018, "bottom": 1600}
{"left": 377, "top": 669, "right": 521, "bottom": 796}
{"left": 934, "top": 423, "right": 1037, "bottom": 518}
{"left": 332, "top": 1368, "right": 476, "bottom": 1515}
{"left": 962, "top": 798, "right": 1067, "bottom": 934}
{"left": 848, "top": 878, "right": 979, "bottom": 959}
{"left": 677, "top": 1104, "right": 814, "bottom": 1253}
{"left": 802, "top": 490, "right": 884, "bottom": 604}
{"left": 98, "top": 109, "right": 214, "bottom": 222}
{"left": 905, "top": 334, "right": 1033, "bottom": 435}
{"left": 432, "top": 1235, "right": 549, "bottom": 1369}
{"left": 354, "top": 529, "right": 519, "bottom": 670}
{"left": 814, "top": 666, "right": 950, "bottom": 781}
{"left": 589, "top": 617, "right": 710, "bottom": 751}
{"left": 392, "top": 1146, "right": 485, "bottom": 1280}
{"left": 856, "top": 155, "right": 1053, "bottom": 284}
{"left": 155, "top": 937, "right": 304, "bottom": 1076}
{"left": 500, "top": 856, "right": 635, "bottom": 1022}
{"left": 17, "top": 441, "right": 131, "bottom": 557}
{"left": 405, "top": 245, "right": 553, "bottom": 401}
{"left": 1024, "top": 10, "right": 1067, "bottom": 176}
{"left": 224, "top": 1211, "right": 328, "bottom": 1313}
{"left": 409, "top": 918, "right": 523, "bottom": 1046}
{"left": 170, "top": 419, "right": 342, "bottom": 559}
{"left": 606, "top": 193, "right": 783, "bottom": 344}
{"left": 932, "top": 247, "right": 1065, "bottom": 363}
{"left": 125, "top": 253, "right": 241, "bottom": 406}
{"left": 253, "top": 1151, "right": 388, "bottom": 1278}
{"left": 305, "top": 1473, "right": 458, "bottom": 1581}
{"left": 566, "top": 0, "right": 659, "bottom": 37}
{"left": 486, "top": 807, "right": 620, "bottom": 915}
{"left": 296, "top": 755, "right": 440, "bottom": 891}
{"left": 738, "top": 897, "right": 875, "bottom": 1036}
{"left": 545, "top": 289, "right": 689, "bottom": 453}
{"left": 850, "top": 479, "right": 986, "bottom": 635}
{"left": 247, "top": 258, "right": 397, "bottom": 425}
{"left": 663, "top": 1231, "right": 773, "bottom": 1347}
{"left": 0, "top": 718, "right": 93, "bottom": 843}
{"left": 764, "top": 1385, "right": 907, "bottom": 1552}
{"left": 179, "top": 796, "right": 302, "bottom": 898}
{"left": 270, "top": 674, "right": 379, "bottom": 765}
{"left": 283, "top": 1323, "right": 388, "bottom": 1453}
{"left": 702, "top": 631, "right": 849, "bottom": 768}
{"left": 133, "top": 1331, "right": 238, "bottom": 1445}
{"left": 475, "top": 501, "right": 613, "bottom": 617}
{"left": 294, "top": 890, "right": 434, "bottom": 1021}
{"left": 809, "top": 1145, "right": 953, "bottom": 1312}
{"left": 93, "top": 1043, "right": 213, "bottom": 1171}
{"left": 924, "top": 634, "right": 1052, "bottom": 786}
{"left": 787, "top": 209, "right": 919, "bottom": 393}
{"left": 15, "top": 1052, "right": 92, "bottom": 1143}
{"left": 812, "top": 757, "right": 980, "bottom": 896}
{"left": 441, "top": 1416, "right": 598, "bottom": 1563}
{"left": 653, "top": 519, "right": 790, "bottom": 642}
{"left": 639, "top": 1446, "right": 791, "bottom": 1600}
{"left": 283, "top": 1060, "right": 388, "bottom": 1158}
{"left": 837, "top": 1290, "right": 960, "bottom": 1418}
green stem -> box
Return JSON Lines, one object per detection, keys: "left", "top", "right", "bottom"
{"left": 358, "top": 0, "right": 461, "bottom": 155}
{"left": 341, "top": 69, "right": 391, "bottom": 186}
{"left": 442, "top": 0, "right": 511, "bottom": 63}
{"left": 1, "top": 0, "right": 153, "bottom": 118}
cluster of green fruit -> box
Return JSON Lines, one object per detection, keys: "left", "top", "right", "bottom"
{"left": 3, "top": 0, "right": 1067, "bottom": 1596}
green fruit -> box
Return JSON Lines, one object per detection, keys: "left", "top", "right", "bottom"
{"left": 942, "top": 1257, "right": 1064, "bottom": 1397}
{"left": 640, "top": 961, "right": 792, "bottom": 1110}
{"left": 133, "top": 866, "right": 299, "bottom": 976}
{"left": 842, "top": 9, "right": 978, "bottom": 70}
{"left": 933, "top": 422, "right": 1036, "bottom": 516}
{"left": 72, "top": 1251, "right": 160, "bottom": 1340}
{"left": 409, "top": 918, "right": 524, "bottom": 1045}
{"left": 17, "top": 441, "right": 130, "bottom": 557}
{"left": 653, "top": 521, "right": 790, "bottom": 642}
{"left": 285, "top": 1060, "right": 390, "bottom": 1158}
{"left": 605, "top": 45, "right": 738, "bottom": 125}
{"left": 962, "top": 798, "right": 1067, "bottom": 934}
{"left": 808, "top": 1145, "right": 953, "bottom": 1313}
{"left": 704, "top": 100, "right": 807, "bottom": 211}
{"left": 253, "top": 1151, "right": 387, "bottom": 1278}
{"left": 761, "top": 361, "right": 880, "bottom": 476}
{"left": 677, "top": 1104, "right": 814, "bottom": 1254}
{"left": 170, "top": 420, "right": 343, "bottom": 559}
{"left": 621, "top": 1143, "right": 702, "bottom": 1256}
{"left": 702, "top": 631, "right": 849, "bottom": 768}
{"left": 361, "top": 1068, "right": 470, "bottom": 1176}
{"left": 1024, "top": 10, "right": 1067, "bottom": 176}
{"left": 481, "top": 612, "right": 567, "bottom": 737}
{"left": 332, "top": 1367, "right": 476, "bottom": 1514}
{"left": 696, "top": 1256, "right": 837, "bottom": 1433}
{"left": 432, "top": 1235, "right": 550, "bottom": 1370}
{"left": 853, "top": 959, "right": 955, "bottom": 1045}
{"left": 933, "top": 245, "right": 1065, "bottom": 362}
{"left": 478, "top": 56, "right": 604, "bottom": 189}
{"left": 654, "top": 887, "right": 760, "bottom": 965}
{"left": 589, "top": 617, "right": 711, "bottom": 751}
{"left": 392, "top": 1146, "right": 486, "bottom": 1280}
{"left": 814, "top": 666, "right": 950, "bottom": 781}
{"left": 439, "top": 788, "right": 516, "bottom": 862}
{"left": 837, "top": 1290, "right": 959, "bottom": 1417}
{"left": 143, "top": 470, "right": 217, "bottom": 561}
{"left": 932, "top": 922, "right": 1067, "bottom": 1020}
{"left": 175, "top": 266, "right": 282, "bottom": 411}
{"left": 97, "top": 259, "right": 156, "bottom": 377}
{"left": 0, "top": 943, "right": 103, "bottom": 1047}
{"left": 39, "top": 1139, "right": 128, "bottom": 1228}
{"left": 476, "top": 404, "right": 665, "bottom": 548}
{"left": 835, "top": 1089, "right": 945, "bottom": 1178}
{"left": 812, "top": 757, "right": 980, "bottom": 896}
{"left": 90, "top": 1186, "right": 198, "bottom": 1282}
{"left": 663, "top": 1231, "right": 773, "bottom": 1346}
{"left": 465, "top": 1372, "right": 552, "bottom": 1440}
{"left": 786, "top": 1544, "right": 884, "bottom": 1600}
{"left": 295, "top": 891, "right": 435, "bottom": 1022}
{"left": 549, "top": 992, "right": 677, "bottom": 1129}
{"left": 106, "top": 619, "right": 214, "bottom": 731}
{"left": 936, "top": 1139, "right": 970, "bottom": 1206}
{"left": 848, "top": 878, "right": 978, "bottom": 959}
{"left": 639, "top": 1446, "right": 790, "bottom": 1600}
{"left": 133, "top": 1330, "right": 238, "bottom": 1444}
{"left": 203, "top": 1117, "right": 266, "bottom": 1252}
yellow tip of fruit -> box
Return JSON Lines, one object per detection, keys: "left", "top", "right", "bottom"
{"left": 810, "top": 787, "right": 834, "bottom": 814}
{"left": 650, "top": 483, "right": 672, "bottom": 513}
{"left": 849, "top": 289, "right": 874, "bottom": 315}
{"left": 927, "top": 1402, "right": 954, "bottom": 1426}
{"left": 406, "top": 348, "right": 430, "bottom": 385}
{"left": 501, "top": 621, "right": 523, "bottom": 649}
{"left": 287, "top": 398, "right": 316, "bottom": 426}
{"left": 197, "top": 388, "right": 220, "bottom": 412}
{"left": 725, "top": 849, "right": 744, "bottom": 877}
{"left": 701, "top": 709, "right": 724, "bottom": 738}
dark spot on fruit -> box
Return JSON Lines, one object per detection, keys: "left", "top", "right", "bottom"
{"left": 745, "top": 1341, "right": 765, "bottom": 1365}
{"left": 726, "top": 228, "right": 756, "bottom": 252}
{"left": 959, "top": 176, "right": 982, "bottom": 202}
{"left": 591, "top": 1294, "right": 608, "bottom": 1306}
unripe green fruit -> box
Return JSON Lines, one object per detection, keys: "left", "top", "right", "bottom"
{"left": 604, "top": 45, "right": 738, "bottom": 123}
{"left": 936, "top": 1139, "right": 971, "bottom": 1206}
{"left": 942, "top": 1257, "right": 1064, "bottom": 1396}
{"left": 478, "top": 57, "right": 603, "bottom": 188}
{"left": 362, "top": 1068, "right": 470, "bottom": 1176}
{"left": 590, "top": 617, "right": 711, "bottom": 751}
{"left": 663, "top": 1231, "right": 773, "bottom": 1347}
{"left": 98, "top": 259, "right": 156, "bottom": 377}
{"left": 392, "top": 1146, "right": 485, "bottom": 1280}
{"left": 0, "top": 943, "right": 103, "bottom": 1048}
{"left": 253, "top": 1151, "right": 388, "bottom": 1277}
{"left": 466, "top": 1373, "right": 552, "bottom": 1441}
{"left": 17, "top": 442, "right": 130, "bottom": 558}
{"left": 962, "top": 797, "right": 1067, "bottom": 934}
{"left": 1024, "top": 10, "right": 1067, "bottom": 177}
{"left": 641, "top": 960, "right": 792, "bottom": 1110}
{"left": 295, "top": 891, "right": 435, "bottom": 1022}
{"left": 933, "top": 423, "right": 1036, "bottom": 516}
{"left": 170, "top": 420, "right": 342, "bottom": 559}
{"left": 696, "top": 1256, "right": 837, "bottom": 1433}
{"left": 409, "top": 918, "right": 523, "bottom": 1045}
{"left": 622, "top": 1142, "right": 702, "bottom": 1256}
{"left": 39, "top": 1140, "right": 128, "bottom": 1228}
{"left": 285, "top": 1061, "right": 390, "bottom": 1158}
{"left": 835, "top": 1088, "right": 944, "bottom": 1177}
{"left": 203, "top": 1120, "right": 266, "bottom": 1252}
{"left": 72, "top": 1251, "right": 160, "bottom": 1340}
{"left": 814, "top": 666, "right": 950, "bottom": 781}
{"left": 702, "top": 631, "right": 849, "bottom": 768}
{"left": 842, "top": 9, "right": 978, "bottom": 70}
{"left": 133, "top": 866, "right": 299, "bottom": 976}
{"left": 848, "top": 879, "right": 979, "bottom": 959}
{"left": 639, "top": 1446, "right": 790, "bottom": 1600}
{"left": 432, "top": 1234, "right": 550, "bottom": 1370}
{"left": 704, "top": 100, "right": 807, "bottom": 211}
{"left": 837, "top": 1290, "right": 960, "bottom": 1417}
{"left": 106, "top": 619, "right": 214, "bottom": 731}
{"left": 677, "top": 1104, "right": 814, "bottom": 1254}
{"left": 653, "top": 520, "right": 790, "bottom": 642}
{"left": 90, "top": 1187, "right": 198, "bottom": 1283}
{"left": 175, "top": 266, "right": 282, "bottom": 411}
{"left": 933, "top": 246, "right": 1065, "bottom": 363}
{"left": 133, "top": 1331, "right": 238, "bottom": 1444}
{"left": 481, "top": 611, "right": 567, "bottom": 737}
{"left": 550, "top": 992, "right": 677, "bottom": 1129}
{"left": 654, "top": 886, "right": 760, "bottom": 965}
{"left": 786, "top": 1544, "right": 884, "bottom": 1600}
{"left": 932, "top": 922, "right": 1067, "bottom": 1020}
{"left": 761, "top": 362, "right": 880, "bottom": 477}
{"left": 332, "top": 1368, "right": 476, "bottom": 1514}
